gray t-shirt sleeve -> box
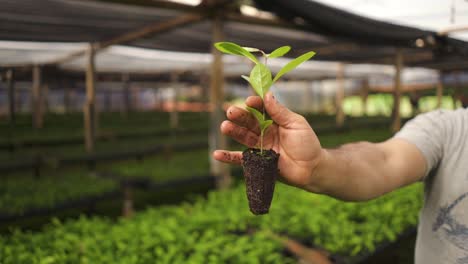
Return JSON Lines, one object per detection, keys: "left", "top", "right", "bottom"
{"left": 394, "top": 110, "right": 447, "bottom": 178}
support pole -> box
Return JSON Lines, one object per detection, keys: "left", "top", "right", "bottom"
{"left": 436, "top": 73, "right": 444, "bottom": 109}
{"left": 32, "top": 65, "right": 44, "bottom": 129}
{"left": 335, "top": 63, "right": 345, "bottom": 127}
{"left": 132, "top": 86, "right": 140, "bottom": 111}
{"left": 6, "top": 69, "right": 15, "bottom": 124}
{"left": 209, "top": 13, "right": 231, "bottom": 189}
{"left": 84, "top": 44, "right": 97, "bottom": 153}
{"left": 121, "top": 73, "right": 131, "bottom": 118}
{"left": 170, "top": 72, "right": 179, "bottom": 130}
{"left": 155, "top": 88, "right": 162, "bottom": 111}
{"left": 453, "top": 71, "right": 462, "bottom": 108}
{"left": 319, "top": 80, "right": 326, "bottom": 112}
{"left": 105, "top": 88, "right": 112, "bottom": 112}
{"left": 361, "top": 78, "right": 369, "bottom": 116}
{"left": 451, "top": 86, "right": 458, "bottom": 109}
{"left": 43, "top": 83, "right": 50, "bottom": 113}
{"left": 200, "top": 73, "right": 209, "bottom": 104}
{"left": 302, "top": 82, "right": 311, "bottom": 113}
{"left": 63, "top": 79, "right": 70, "bottom": 114}
{"left": 199, "top": 73, "right": 210, "bottom": 116}
{"left": 16, "top": 85, "right": 23, "bottom": 114}
{"left": 458, "top": 72, "right": 468, "bottom": 108}
{"left": 391, "top": 50, "right": 403, "bottom": 133}
{"left": 70, "top": 84, "right": 77, "bottom": 112}
{"left": 122, "top": 184, "right": 134, "bottom": 218}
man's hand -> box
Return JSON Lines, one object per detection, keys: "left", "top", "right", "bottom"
{"left": 213, "top": 92, "right": 324, "bottom": 191}
{"left": 213, "top": 92, "right": 428, "bottom": 201}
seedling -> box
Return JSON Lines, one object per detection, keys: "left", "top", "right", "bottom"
{"left": 214, "top": 42, "right": 315, "bottom": 215}
{"left": 214, "top": 42, "right": 315, "bottom": 154}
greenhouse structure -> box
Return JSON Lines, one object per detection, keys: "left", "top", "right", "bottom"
{"left": 0, "top": 0, "right": 467, "bottom": 263}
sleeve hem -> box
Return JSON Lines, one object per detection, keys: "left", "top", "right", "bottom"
{"left": 392, "top": 135, "right": 431, "bottom": 181}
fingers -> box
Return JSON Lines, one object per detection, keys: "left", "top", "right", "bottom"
{"left": 264, "top": 92, "right": 305, "bottom": 128}
{"left": 213, "top": 150, "right": 242, "bottom": 165}
{"left": 246, "top": 96, "right": 263, "bottom": 110}
{"left": 221, "top": 120, "right": 259, "bottom": 147}
{"left": 226, "top": 106, "right": 260, "bottom": 134}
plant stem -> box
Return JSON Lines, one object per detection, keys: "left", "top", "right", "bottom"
{"left": 260, "top": 52, "right": 267, "bottom": 155}
{"left": 261, "top": 107, "right": 266, "bottom": 154}
{"left": 260, "top": 130, "right": 264, "bottom": 155}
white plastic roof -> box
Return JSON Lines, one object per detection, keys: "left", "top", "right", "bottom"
{"left": 0, "top": 41, "right": 438, "bottom": 84}
{"left": 314, "top": 0, "right": 468, "bottom": 41}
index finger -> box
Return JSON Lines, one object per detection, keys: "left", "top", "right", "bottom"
{"left": 246, "top": 96, "right": 263, "bottom": 110}
{"left": 213, "top": 150, "right": 243, "bottom": 165}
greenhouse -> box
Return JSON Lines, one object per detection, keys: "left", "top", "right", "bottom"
{"left": 0, "top": 0, "right": 467, "bottom": 263}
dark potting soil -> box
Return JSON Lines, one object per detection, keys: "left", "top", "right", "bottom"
{"left": 242, "top": 148, "right": 279, "bottom": 215}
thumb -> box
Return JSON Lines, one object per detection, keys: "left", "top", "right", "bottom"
{"left": 264, "top": 92, "right": 303, "bottom": 128}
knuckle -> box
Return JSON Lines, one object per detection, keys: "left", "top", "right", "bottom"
{"left": 247, "top": 135, "right": 258, "bottom": 147}
{"left": 247, "top": 116, "right": 258, "bottom": 128}
{"left": 273, "top": 106, "right": 285, "bottom": 119}
{"left": 233, "top": 127, "right": 247, "bottom": 138}
{"left": 296, "top": 115, "right": 307, "bottom": 123}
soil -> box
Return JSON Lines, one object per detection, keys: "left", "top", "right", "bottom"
{"left": 242, "top": 148, "right": 279, "bottom": 215}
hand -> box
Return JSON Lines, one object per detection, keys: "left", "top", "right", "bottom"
{"left": 213, "top": 92, "right": 324, "bottom": 191}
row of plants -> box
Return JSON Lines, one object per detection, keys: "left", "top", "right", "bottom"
{"left": 106, "top": 149, "right": 210, "bottom": 182}
{"left": 0, "top": 112, "right": 209, "bottom": 144}
{"left": 0, "top": 177, "right": 423, "bottom": 263}
{"left": 0, "top": 127, "right": 392, "bottom": 217}
{"left": 0, "top": 151, "right": 208, "bottom": 217}
{"left": 0, "top": 169, "right": 118, "bottom": 216}
{"left": 0, "top": 110, "right": 396, "bottom": 146}
{"left": 0, "top": 116, "right": 393, "bottom": 168}
{"left": 0, "top": 111, "right": 208, "bottom": 128}
{"left": 0, "top": 132, "right": 207, "bottom": 164}
{"left": 105, "top": 127, "right": 391, "bottom": 182}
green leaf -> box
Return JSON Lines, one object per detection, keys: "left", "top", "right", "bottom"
{"left": 273, "top": 51, "right": 315, "bottom": 83}
{"left": 245, "top": 106, "right": 264, "bottom": 123}
{"left": 245, "top": 107, "right": 273, "bottom": 134}
{"left": 267, "top": 46, "right": 291, "bottom": 58}
{"left": 214, "top": 42, "right": 259, "bottom": 64}
{"left": 260, "top": 120, "right": 273, "bottom": 132}
{"left": 249, "top": 63, "right": 272, "bottom": 99}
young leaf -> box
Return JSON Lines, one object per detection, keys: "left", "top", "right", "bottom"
{"left": 273, "top": 51, "right": 316, "bottom": 83}
{"left": 245, "top": 106, "right": 264, "bottom": 123}
{"left": 267, "top": 46, "right": 291, "bottom": 58}
{"left": 246, "top": 107, "right": 273, "bottom": 134}
{"left": 243, "top": 47, "right": 261, "bottom": 53}
{"left": 260, "top": 120, "right": 273, "bottom": 132}
{"left": 241, "top": 75, "right": 251, "bottom": 83}
{"left": 249, "top": 63, "right": 272, "bottom": 99}
{"left": 214, "top": 42, "right": 259, "bottom": 64}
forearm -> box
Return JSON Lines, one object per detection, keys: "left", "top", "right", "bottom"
{"left": 308, "top": 141, "right": 403, "bottom": 201}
